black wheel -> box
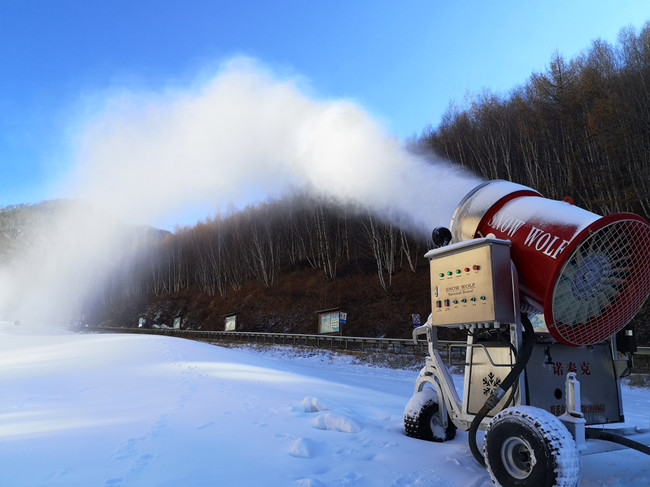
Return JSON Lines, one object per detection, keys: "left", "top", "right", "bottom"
{"left": 484, "top": 406, "right": 580, "bottom": 487}
{"left": 403, "top": 387, "right": 456, "bottom": 442}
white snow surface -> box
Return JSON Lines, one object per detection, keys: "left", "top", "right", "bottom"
{"left": 0, "top": 328, "right": 648, "bottom": 486}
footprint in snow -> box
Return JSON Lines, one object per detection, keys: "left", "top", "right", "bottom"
{"left": 296, "top": 478, "right": 325, "bottom": 487}
{"left": 113, "top": 436, "right": 145, "bottom": 460}
{"left": 196, "top": 421, "right": 216, "bottom": 430}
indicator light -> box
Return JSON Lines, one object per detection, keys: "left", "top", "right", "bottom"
{"left": 464, "top": 267, "right": 470, "bottom": 272}
{"left": 461, "top": 298, "right": 467, "bottom": 303}
{"left": 436, "top": 300, "right": 442, "bottom": 308}
{"left": 480, "top": 296, "right": 486, "bottom": 300}
{"left": 439, "top": 273, "right": 444, "bottom": 278}
{"left": 470, "top": 297, "right": 476, "bottom": 302}
{"left": 473, "top": 265, "right": 480, "bottom": 270}
{"left": 452, "top": 299, "right": 458, "bottom": 304}
{"left": 455, "top": 269, "right": 461, "bottom": 274}
{"left": 444, "top": 299, "right": 450, "bottom": 306}
{"left": 447, "top": 271, "right": 452, "bottom": 276}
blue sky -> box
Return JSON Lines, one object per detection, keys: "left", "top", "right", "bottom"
{"left": 1, "top": 0, "right": 649, "bottom": 224}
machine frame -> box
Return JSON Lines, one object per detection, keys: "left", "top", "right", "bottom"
{"left": 406, "top": 237, "right": 650, "bottom": 486}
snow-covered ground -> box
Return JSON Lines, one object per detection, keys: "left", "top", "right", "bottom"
{"left": 0, "top": 326, "right": 648, "bottom": 486}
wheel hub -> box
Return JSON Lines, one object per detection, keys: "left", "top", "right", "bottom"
{"left": 501, "top": 436, "right": 536, "bottom": 479}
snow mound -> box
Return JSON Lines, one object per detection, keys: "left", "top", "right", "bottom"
{"left": 289, "top": 437, "right": 316, "bottom": 458}
{"left": 300, "top": 396, "right": 330, "bottom": 413}
{"left": 311, "top": 412, "right": 362, "bottom": 433}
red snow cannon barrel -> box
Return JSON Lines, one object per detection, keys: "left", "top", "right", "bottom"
{"left": 449, "top": 180, "right": 650, "bottom": 347}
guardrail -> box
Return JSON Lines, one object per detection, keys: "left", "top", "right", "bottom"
{"left": 98, "top": 326, "right": 649, "bottom": 371}
{"left": 99, "top": 327, "right": 468, "bottom": 364}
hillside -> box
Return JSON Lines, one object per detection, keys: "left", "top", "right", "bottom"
{"left": 0, "top": 197, "right": 460, "bottom": 341}
{"left": 0, "top": 198, "right": 438, "bottom": 339}
{"left": 1, "top": 196, "right": 648, "bottom": 345}
{"left": 98, "top": 257, "right": 442, "bottom": 340}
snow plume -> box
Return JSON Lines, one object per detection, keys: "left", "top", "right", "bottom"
{"left": 67, "top": 57, "right": 481, "bottom": 235}
{"left": 1, "top": 57, "right": 482, "bottom": 326}
{"left": 0, "top": 201, "right": 145, "bottom": 327}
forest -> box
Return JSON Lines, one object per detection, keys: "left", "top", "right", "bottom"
{"left": 93, "top": 193, "right": 432, "bottom": 338}
{"left": 422, "top": 24, "right": 650, "bottom": 219}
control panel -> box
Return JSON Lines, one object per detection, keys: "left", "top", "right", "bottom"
{"left": 425, "top": 238, "right": 516, "bottom": 327}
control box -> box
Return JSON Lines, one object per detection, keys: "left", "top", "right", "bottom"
{"left": 425, "top": 238, "right": 516, "bottom": 327}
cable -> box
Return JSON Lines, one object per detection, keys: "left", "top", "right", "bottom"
{"left": 585, "top": 428, "right": 650, "bottom": 456}
{"left": 468, "top": 313, "right": 536, "bottom": 467}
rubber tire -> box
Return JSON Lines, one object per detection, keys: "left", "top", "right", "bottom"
{"left": 484, "top": 406, "right": 580, "bottom": 487}
{"left": 403, "top": 388, "right": 456, "bottom": 442}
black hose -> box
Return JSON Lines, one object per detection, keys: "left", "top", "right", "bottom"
{"left": 586, "top": 428, "right": 650, "bottom": 456}
{"left": 468, "top": 314, "right": 536, "bottom": 467}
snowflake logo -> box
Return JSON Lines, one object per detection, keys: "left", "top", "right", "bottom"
{"left": 483, "top": 372, "right": 501, "bottom": 396}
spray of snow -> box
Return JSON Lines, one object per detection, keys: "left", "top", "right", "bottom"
{"left": 1, "top": 56, "right": 481, "bottom": 325}
{"left": 65, "top": 57, "right": 480, "bottom": 233}
{"left": 0, "top": 201, "right": 145, "bottom": 326}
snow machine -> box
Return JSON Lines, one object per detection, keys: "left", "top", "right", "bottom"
{"left": 404, "top": 180, "right": 650, "bottom": 487}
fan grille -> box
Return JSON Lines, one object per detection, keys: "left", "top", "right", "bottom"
{"left": 550, "top": 218, "right": 650, "bottom": 346}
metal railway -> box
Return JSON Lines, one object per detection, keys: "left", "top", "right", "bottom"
{"left": 98, "top": 326, "right": 650, "bottom": 372}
